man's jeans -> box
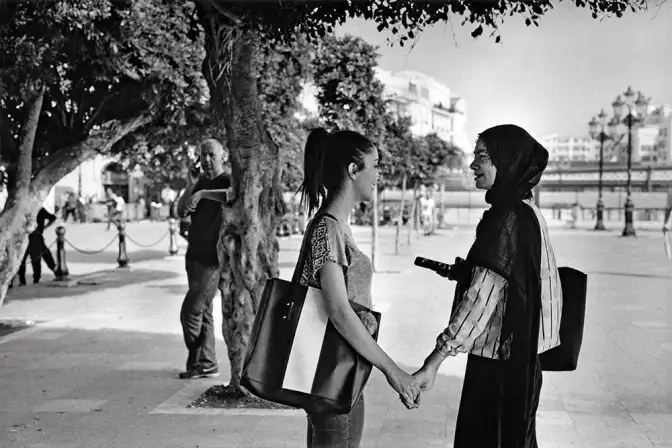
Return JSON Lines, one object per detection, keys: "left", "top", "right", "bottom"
{"left": 181, "top": 260, "right": 220, "bottom": 371}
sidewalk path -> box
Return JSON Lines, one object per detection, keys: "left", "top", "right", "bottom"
{"left": 1, "top": 225, "right": 672, "bottom": 447}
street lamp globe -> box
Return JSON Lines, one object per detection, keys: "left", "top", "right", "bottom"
{"left": 607, "top": 116, "right": 620, "bottom": 138}
{"left": 612, "top": 95, "right": 626, "bottom": 117}
{"left": 623, "top": 86, "right": 636, "bottom": 107}
{"left": 588, "top": 116, "right": 599, "bottom": 138}
{"left": 635, "top": 92, "right": 649, "bottom": 117}
{"left": 598, "top": 108, "right": 609, "bottom": 127}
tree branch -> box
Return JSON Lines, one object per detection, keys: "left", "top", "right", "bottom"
{"left": 15, "top": 82, "right": 46, "bottom": 195}
{"left": 200, "top": 0, "right": 242, "bottom": 25}
{"left": 31, "top": 111, "right": 153, "bottom": 192}
{"left": 82, "top": 96, "right": 111, "bottom": 135}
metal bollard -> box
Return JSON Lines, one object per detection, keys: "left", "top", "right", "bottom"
{"left": 54, "top": 226, "right": 69, "bottom": 280}
{"left": 116, "top": 222, "right": 129, "bottom": 268}
{"left": 168, "top": 218, "right": 178, "bottom": 256}
{"left": 291, "top": 215, "right": 300, "bottom": 235}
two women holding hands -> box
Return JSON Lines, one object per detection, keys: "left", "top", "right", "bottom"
{"left": 296, "top": 124, "right": 559, "bottom": 448}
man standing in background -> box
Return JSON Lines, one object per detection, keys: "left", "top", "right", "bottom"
{"left": 63, "top": 192, "right": 78, "bottom": 222}
{"left": 105, "top": 189, "right": 125, "bottom": 230}
{"left": 176, "top": 138, "right": 232, "bottom": 379}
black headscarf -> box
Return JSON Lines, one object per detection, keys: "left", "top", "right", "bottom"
{"left": 462, "top": 124, "right": 549, "bottom": 447}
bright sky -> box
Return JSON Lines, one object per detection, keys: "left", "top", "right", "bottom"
{"left": 337, "top": 1, "right": 672, "bottom": 151}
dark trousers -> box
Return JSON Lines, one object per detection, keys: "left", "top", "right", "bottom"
{"left": 17, "top": 234, "right": 56, "bottom": 284}
{"left": 106, "top": 209, "right": 121, "bottom": 230}
{"left": 307, "top": 395, "right": 365, "bottom": 448}
{"left": 180, "top": 259, "right": 220, "bottom": 371}
{"left": 454, "top": 354, "right": 542, "bottom": 448}
{"left": 63, "top": 207, "right": 77, "bottom": 222}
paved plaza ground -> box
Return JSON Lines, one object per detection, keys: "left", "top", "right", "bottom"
{"left": 1, "top": 218, "right": 672, "bottom": 447}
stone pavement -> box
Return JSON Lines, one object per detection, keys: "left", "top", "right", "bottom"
{"left": 1, "top": 224, "right": 672, "bottom": 447}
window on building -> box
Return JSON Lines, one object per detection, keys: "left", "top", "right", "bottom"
{"left": 420, "top": 87, "right": 429, "bottom": 99}
{"left": 409, "top": 82, "right": 417, "bottom": 95}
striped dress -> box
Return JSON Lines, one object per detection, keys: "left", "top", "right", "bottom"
{"left": 436, "top": 200, "right": 563, "bottom": 359}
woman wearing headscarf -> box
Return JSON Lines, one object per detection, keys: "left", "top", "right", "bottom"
{"left": 410, "top": 124, "right": 563, "bottom": 447}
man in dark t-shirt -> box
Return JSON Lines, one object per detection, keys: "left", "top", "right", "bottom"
{"left": 176, "top": 139, "right": 232, "bottom": 379}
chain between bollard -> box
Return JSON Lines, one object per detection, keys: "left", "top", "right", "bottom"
{"left": 51, "top": 221, "right": 179, "bottom": 279}
{"left": 124, "top": 230, "right": 170, "bottom": 248}
{"left": 63, "top": 236, "right": 118, "bottom": 255}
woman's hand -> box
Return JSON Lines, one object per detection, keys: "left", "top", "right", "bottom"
{"left": 440, "top": 257, "right": 466, "bottom": 281}
{"left": 409, "top": 365, "right": 439, "bottom": 406}
{"left": 385, "top": 366, "right": 421, "bottom": 409}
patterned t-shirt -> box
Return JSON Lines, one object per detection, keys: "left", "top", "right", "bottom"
{"left": 297, "top": 215, "right": 373, "bottom": 309}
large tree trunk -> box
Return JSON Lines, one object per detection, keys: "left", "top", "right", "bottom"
{"left": 0, "top": 111, "right": 152, "bottom": 305}
{"left": 0, "top": 82, "right": 45, "bottom": 305}
{"left": 200, "top": 14, "right": 284, "bottom": 392}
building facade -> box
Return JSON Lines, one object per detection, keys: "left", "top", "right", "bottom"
{"left": 374, "top": 69, "right": 470, "bottom": 152}
{"left": 42, "top": 155, "right": 146, "bottom": 213}
{"left": 298, "top": 69, "right": 470, "bottom": 153}
{"left": 541, "top": 104, "right": 672, "bottom": 165}
{"left": 539, "top": 134, "right": 598, "bottom": 163}
{"left": 643, "top": 105, "right": 672, "bottom": 162}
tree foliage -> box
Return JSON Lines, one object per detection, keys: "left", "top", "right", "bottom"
{"left": 115, "top": 34, "right": 313, "bottom": 194}
{"left": 422, "top": 132, "right": 466, "bottom": 179}
{"left": 379, "top": 114, "right": 414, "bottom": 189}
{"left": 257, "top": 37, "right": 314, "bottom": 193}
{"left": 113, "top": 97, "right": 217, "bottom": 193}
{"left": 313, "top": 34, "right": 388, "bottom": 143}
{"left": 202, "top": 0, "right": 646, "bottom": 45}
{"left": 0, "top": 0, "right": 204, "bottom": 192}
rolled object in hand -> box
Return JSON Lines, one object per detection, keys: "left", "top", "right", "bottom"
{"left": 414, "top": 256, "right": 452, "bottom": 277}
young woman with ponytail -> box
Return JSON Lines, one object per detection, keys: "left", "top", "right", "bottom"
{"left": 295, "top": 128, "right": 421, "bottom": 448}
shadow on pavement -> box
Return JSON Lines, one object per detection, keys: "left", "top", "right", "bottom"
{"left": 145, "top": 283, "right": 188, "bottom": 296}
{"left": 4, "top": 268, "right": 180, "bottom": 303}
{"left": 0, "top": 325, "right": 465, "bottom": 448}
{"left": 586, "top": 270, "right": 672, "bottom": 280}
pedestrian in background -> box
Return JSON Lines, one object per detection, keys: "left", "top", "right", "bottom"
{"left": 14, "top": 207, "right": 57, "bottom": 286}
{"left": 176, "top": 138, "right": 232, "bottom": 380}
{"left": 106, "top": 189, "right": 125, "bottom": 230}
{"left": 63, "top": 191, "right": 78, "bottom": 222}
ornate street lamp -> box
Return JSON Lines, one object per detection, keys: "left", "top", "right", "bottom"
{"left": 588, "top": 109, "right": 615, "bottom": 230}
{"left": 611, "top": 87, "right": 649, "bottom": 237}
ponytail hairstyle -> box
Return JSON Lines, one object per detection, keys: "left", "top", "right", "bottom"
{"left": 298, "top": 127, "right": 375, "bottom": 216}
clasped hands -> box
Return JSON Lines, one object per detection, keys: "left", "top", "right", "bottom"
{"left": 390, "top": 364, "right": 439, "bottom": 410}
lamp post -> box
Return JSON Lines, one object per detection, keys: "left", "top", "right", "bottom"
{"left": 588, "top": 109, "right": 616, "bottom": 230}
{"left": 612, "top": 87, "right": 649, "bottom": 237}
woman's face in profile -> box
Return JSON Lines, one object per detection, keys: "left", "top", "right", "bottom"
{"left": 470, "top": 139, "right": 497, "bottom": 190}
